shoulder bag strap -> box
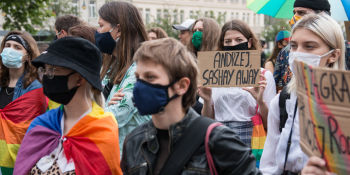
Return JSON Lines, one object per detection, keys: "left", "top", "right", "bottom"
{"left": 205, "top": 122, "right": 223, "bottom": 175}
{"left": 159, "top": 116, "right": 214, "bottom": 175}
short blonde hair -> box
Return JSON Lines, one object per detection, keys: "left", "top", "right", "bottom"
{"left": 288, "top": 13, "right": 346, "bottom": 93}
{"left": 133, "top": 38, "right": 199, "bottom": 110}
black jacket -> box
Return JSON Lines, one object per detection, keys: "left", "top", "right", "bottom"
{"left": 121, "top": 108, "right": 261, "bottom": 175}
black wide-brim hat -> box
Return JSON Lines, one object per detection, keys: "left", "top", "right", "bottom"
{"left": 32, "top": 37, "right": 103, "bottom": 91}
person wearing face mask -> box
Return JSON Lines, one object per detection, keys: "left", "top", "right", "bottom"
{"left": 260, "top": 13, "right": 345, "bottom": 175}
{"left": 198, "top": 19, "right": 276, "bottom": 167}
{"left": 13, "top": 37, "right": 122, "bottom": 175}
{"left": 121, "top": 38, "right": 261, "bottom": 175}
{"left": 187, "top": 18, "right": 221, "bottom": 115}
{"left": 264, "top": 30, "right": 291, "bottom": 75}
{"left": 189, "top": 18, "right": 221, "bottom": 56}
{"left": 95, "top": 1, "right": 151, "bottom": 155}
{"left": 0, "top": 31, "right": 47, "bottom": 174}
{"left": 273, "top": 0, "right": 331, "bottom": 92}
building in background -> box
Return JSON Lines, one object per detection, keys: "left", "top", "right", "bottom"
{"left": 0, "top": 0, "right": 265, "bottom": 40}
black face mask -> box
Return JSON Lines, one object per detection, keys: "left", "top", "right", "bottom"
{"left": 222, "top": 42, "right": 249, "bottom": 51}
{"left": 43, "top": 72, "right": 79, "bottom": 105}
{"left": 94, "top": 31, "right": 117, "bottom": 54}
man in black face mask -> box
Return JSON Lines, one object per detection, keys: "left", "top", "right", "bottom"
{"left": 121, "top": 37, "right": 261, "bottom": 175}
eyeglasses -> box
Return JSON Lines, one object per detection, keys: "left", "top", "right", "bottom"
{"left": 38, "top": 66, "right": 56, "bottom": 80}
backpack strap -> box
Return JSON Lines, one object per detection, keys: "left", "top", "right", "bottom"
{"left": 205, "top": 122, "right": 223, "bottom": 175}
{"left": 283, "top": 101, "right": 298, "bottom": 173}
{"left": 279, "top": 86, "right": 290, "bottom": 132}
{"left": 159, "top": 116, "right": 214, "bottom": 175}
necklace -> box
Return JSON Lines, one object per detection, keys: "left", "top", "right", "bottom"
{"left": 5, "top": 87, "right": 14, "bottom": 95}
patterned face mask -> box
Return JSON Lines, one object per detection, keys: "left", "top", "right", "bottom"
{"left": 289, "top": 15, "right": 302, "bottom": 27}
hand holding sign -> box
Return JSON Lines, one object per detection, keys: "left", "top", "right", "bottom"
{"left": 197, "top": 86, "right": 212, "bottom": 103}
{"left": 197, "top": 50, "right": 261, "bottom": 87}
{"left": 301, "top": 156, "right": 331, "bottom": 175}
{"left": 243, "top": 72, "right": 267, "bottom": 103}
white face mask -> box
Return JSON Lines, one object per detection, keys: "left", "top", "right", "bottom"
{"left": 288, "top": 49, "right": 334, "bottom": 74}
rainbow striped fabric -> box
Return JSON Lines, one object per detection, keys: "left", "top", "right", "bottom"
{"left": 251, "top": 107, "right": 266, "bottom": 168}
{"left": 298, "top": 62, "right": 350, "bottom": 174}
{"left": 0, "top": 88, "right": 47, "bottom": 175}
{"left": 13, "top": 102, "right": 122, "bottom": 175}
{"left": 251, "top": 69, "right": 267, "bottom": 168}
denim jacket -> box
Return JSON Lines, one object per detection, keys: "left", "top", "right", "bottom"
{"left": 0, "top": 74, "right": 42, "bottom": 101}
{"left": 121, "top": 108, "right": 261, "bottom": 175}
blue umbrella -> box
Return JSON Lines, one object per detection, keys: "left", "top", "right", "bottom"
{"left": 330, "top": 0, "right": 350, "bottom": 21}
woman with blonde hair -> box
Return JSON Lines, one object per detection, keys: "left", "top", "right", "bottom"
{"left": 0, "top": 31, "right": 47, "bottom": 174}
{"left": 260, "top": 13, "right": 345, "bottom": 175}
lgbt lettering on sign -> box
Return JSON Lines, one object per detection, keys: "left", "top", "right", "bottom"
{"left": 294, "top": 60, "right": 350, "bottom": 174}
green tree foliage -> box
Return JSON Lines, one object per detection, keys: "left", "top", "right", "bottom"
{"left": 51, "top": 0, "right": 79, "bottom": 17}
{"left": 147, "top": 16, "right": 179, "bottom": 39}
{"left": 261, "top": 16, "right": 291, "bottom": 43}
{"left": 0, "top": 0, "right": 54, "bottom": 33}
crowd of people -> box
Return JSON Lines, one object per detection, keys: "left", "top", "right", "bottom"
{"left": 0, "top": 0, "right": 348, "bottom": 174}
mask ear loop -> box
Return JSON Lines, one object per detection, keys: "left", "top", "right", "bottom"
{"left": 321, "top": 49, "right": 335, "bottom": 68}
{"left": 167, "top": 79, "right": 181, "bottom": 101}
{"left": 320, "top": 49, "right": 335, "bottom": 57}
{"left": 158, "top": 79, "right": 180, "bottom": 113}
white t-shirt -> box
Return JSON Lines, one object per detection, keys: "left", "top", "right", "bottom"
{"left": 260, "top": 92, "right": 308, "bottom": 174}
{"left": 212, "top": 68, "right": 276, "bottom": 122}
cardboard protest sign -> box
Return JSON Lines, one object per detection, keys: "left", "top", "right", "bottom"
{"left": 294, "top": 60, "right": 350, "bottom": 174}
{"left": 197, "top": 50, "right": 261, "bottom": 87}
{"left": 345, "top": 21, "right": 350, "bottom": 42}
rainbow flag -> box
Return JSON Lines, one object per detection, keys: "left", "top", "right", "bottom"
{"left": 251, "top": 109, "right": 266, "bottom": 168}
{"left": 0, "top": 88, "right": 47, "bottom": 175}
{"left": 297, "top": 62, "right": 350, "bottom": 174}
{"left": 13, "top": 102, "right": 122, "bottom": 175}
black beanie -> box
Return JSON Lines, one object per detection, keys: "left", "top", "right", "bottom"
{"left": 294, "top": 0, "right": 330, "bottom": 12}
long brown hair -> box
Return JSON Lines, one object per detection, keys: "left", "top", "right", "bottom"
{"left": 0, "top": 30, "right": 40, "bottom": 88}
{"left": 265, "top": 40, "right": 284, "bottom": 67}
{"left": 218, "top": 19, "right": 261, "bottom": 51}
{"left": 189, "top": 18, "right": 220, "bottom": 53}
{"left": 99, "top": 1, "right": 148, "bottom": 84}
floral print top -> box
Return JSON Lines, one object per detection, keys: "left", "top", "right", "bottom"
{"left": 273, "top": 44, "right": 293, "bottom": 91}
{"left": 105, "top": 63, "right": 152, "bottom": 155}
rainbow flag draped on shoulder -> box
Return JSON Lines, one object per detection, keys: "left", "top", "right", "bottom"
{"left": 13, "top": 102, "right": 122, "bottom": 175}
{"left": 0, "top": 88, "right": 47, "bottom": 175}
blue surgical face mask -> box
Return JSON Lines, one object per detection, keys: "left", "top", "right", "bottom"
{"left": 1, "top": 48, "right": 24, "bottom": 68}
{"left": 95, "top": 29, "right": 117, "bottom": 55}
{"left": 133, "top": 79, "right": 179, "bottom": 115}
